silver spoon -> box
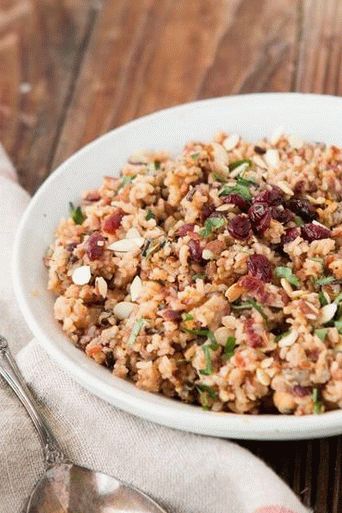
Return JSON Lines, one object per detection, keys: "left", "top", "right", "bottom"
{"left": 0, "top": 336, "right": 167, "bottom": 513}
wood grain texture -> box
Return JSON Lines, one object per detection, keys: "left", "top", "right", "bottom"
{"left": 1, "top": 1, "right": 342, "bottom": 511}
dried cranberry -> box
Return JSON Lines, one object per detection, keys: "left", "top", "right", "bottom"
{"left": 103, "top": 209, "right": 124, "bottom": 234}
{"left": 281, "top": 227, "right": 300, "bottom": 245}
{"left": 293, "top": 385, "right": 311, "bottom": 397}
{"left": 248, "top": 202, "right": 271, "bottom": 234}
{"left": 188, "top": 239, "right": 203, "bottom": 263}
{"left": 177, "top": 223, "right": 195, "bottom": 237}
{"left": 244, "top": 318, "right": 263, "bottom": 348}
{"left": 200, "top": 204, "right": 215, "bottom": 222}
{"left": 254, "top": 145, "right": 266, "bottom": 154}
{"left": 85, "top": 232, "right": 105, "bottom": 261}
{"left": 239, "top": 275, "right": 268, "bottom": 303}
{"left": 161, "top": 309, "right": 182, "bottom": 322}
{"left": 247, "top": 254, "right": 273, "bottom": 283}
{"left": 294, "top": 181, "right": 305, "bottom": 194}
{"left": 301, "top": 223, "right": 331, "bottom": 242}
{"left": 228, "top": 214, "right": 251, "bottom": 240}
{"left": 222, "top": 193, "right": 250, "bottom": 211}
{"left": 286, "top": 197, "right": 317, "bottom": 221}
{"left": 271, "top": 206, "right": 295, "bottom": 224}
{"left": 253, "top": 186, "right": 283, "bottom": 206}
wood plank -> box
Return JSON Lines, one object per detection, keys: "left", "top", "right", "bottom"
{"left": 0, "top": 0, "right": 100, "bottom": 192}
{"left": 52, "top": 0, "right": 298, "bottom": 169}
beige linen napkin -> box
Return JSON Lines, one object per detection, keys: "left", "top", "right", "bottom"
{"left": 0, "top": 148, "right": 309, "bottom": 513}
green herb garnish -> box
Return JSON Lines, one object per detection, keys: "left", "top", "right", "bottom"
{"left": 294, "top": 215, "right": 304, "bottom": 226}
{"left": 192, "top": 273, "right": 206, "bottom": 281}
{"left": 154, "top": 161, "right": 161, "bottom": 170}
{"left": 224, "top": 336, "right": 236, "bottom": 359}
{"left": 229, "top": 159, "right": 252, "bottom": 171}
{"left": 199, "top": 217, "right": 225, "bottom": 237}
{"left": 69, "top": 202, "right": 85, "bottom": 225}
{"left": 212, "top": 173, "right": 227, "bottom": 183}
{"left": 236, "top": 175, "right": 257, "bottom": 187}
{"left": 232, "top": 299, "right": 267, "bottom": 320}
{"left": 334, "top": 321, "right": 342, "bottom": 334}
{"left": 315, "top": 275, "right": 335, "bottom": 286}
{"left": 312, "top": 387, "right": 322, "bottom": 414}
{"left": 275, "top": 331, "right": 290, "bottom": 342}
{"left": 117, "top": 175, "right": 135, "bottom": 192}
{"left": 145, "top": 209, "right": 156, "bottom": 221}
{"left": 182, "top": 313, "right": 194, "bottom": 321}
{"left": 314, "top": 328, "right": 328, "bottom": 341}
{"left": 127, "top": 319, "right": 145, "bottom": 346}
{"left": 218, "top": 183, "right": 252, "bottom": 200}
{"left": 200, "top": 345, "right": 214, "bottom": 375}
{"left": 275, "top": 266, "right": 300, "bottom": 287}
{"left": 196, "top": 384, "right": 217, "bottom": 400}
{"left": 334, "top": 293, "right": 342, "bottom": 304}
{"left": 143, "top": 238, "right": 165, "bottom": 259}
{"left": 319, "top": 291, "right": 328, "bottom": 306}
{"left": 183, "top": 328, "right": 217, "bottom": 345}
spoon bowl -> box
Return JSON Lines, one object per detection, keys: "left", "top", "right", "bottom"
{"left": 0, "top": 337, "right": 167, "bottom": 513}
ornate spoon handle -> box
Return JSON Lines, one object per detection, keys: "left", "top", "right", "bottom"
{"left": 0, "top": 335, "right": 66, "bottom": 466}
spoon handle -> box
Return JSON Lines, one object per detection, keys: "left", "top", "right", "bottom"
{"left": 0, "top": 335, "right": 67, "bottom": 467}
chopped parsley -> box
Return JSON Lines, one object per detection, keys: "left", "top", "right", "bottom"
{"left": 318, "top": 291, "right": 328, "bottom": 306}
{"left": 232, "top": 299, "right": 267, "bottom": 321}
{"left": 334, "top": 293, "right": 342, "bottom": 304}
{"left": 154, "top": 160, "right": 161, "bottom": 170}
{"left": 294, "top": 215, "right": 304, "bottom": 226}
{"left": 69, "top": 202, "right": 85, "bottom": 225}
{"left": 200, "top": 345, "right": 214, "bottom": 375}
{"left": 212, "top": 173, "right": 227, "bottom": 183}
{"left": 224, "top": 336, "right": 236, "bottom": 359}
{"left": 182, "top": 313, "right": 194, "bottom": 321}
{"left": 312, "top": 387, "right": 322, "bottom": 414}
{"left": 334, "top": 320, "right": 342, "bottom": 334}
{"left": 275, "top": 331, "right": 290, "bottom": 342}
{"left": 127, "top": 319, "right": 145, "bottom": 346}
{"left": 183, "top": 328, "right": 217, "bottom": 345}
{"left": 190, "top": 152, "right": 200, "bottom": 160}
{"left": 275, "top": 266, "right": 300, "bottom": 287}
{"left": 199, "top": 217, "right": 225, "bottom": 237}
{"left": 145, "top": 209, "right": 156, "bottom": 221}
{"left": 315, "top": 275, "right": 335, "bottom": 286}
{"left": 192, "top": 273, "right": 206, "bottom": 281}
{"left": 236, "top": 175, "right": 257, "bottom": 187}
{"left": 314, "top": 328, "right": 328, "bottom": 341}
{"left": 196, "top": 384, "right": 217, "bottom": 400}
{"left": 229, "top": 159, "right": 252, "bottom": 171}
{"left": 218, "top": 182, "right": 252, "bottom": 201}
{"left": 142, "top": 238, "right": 165, "bottom": 259}
{"left": 117, "top": 175, "right": 135, "bottom": 192}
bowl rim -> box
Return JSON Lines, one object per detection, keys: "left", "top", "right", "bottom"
{"left": 13, "top": 92, "right": 342, "bottom": 440}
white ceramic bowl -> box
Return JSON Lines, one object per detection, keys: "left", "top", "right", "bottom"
{"left": 13, "top": 93, "right": 342, "bottom": 440}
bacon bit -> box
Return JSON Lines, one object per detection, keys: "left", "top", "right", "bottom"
{"left": 205, "top": 239, "right": 225, "bottom": 255}
{"left": 87, "top": 345, "right": 102, "bottom": 356}
{"left": 85, "top": 190, "right": 101, "bottom": 201}
{"left": 177, "top": 223, "right": 195, "bottom": 237}
{"left": 103, "top": 209, "right": 125, "bottom": 234}
{"left": 244, "top": 318, "right": 264, "bottom": 348}
{"left": 238, "top": 275, "right": 269, "bottom": 304}
{"left": 161, "top": 309, "right": 182, "bottom": 322}
{"left": 293, "top": 385, "right": 311, "bottom": 397}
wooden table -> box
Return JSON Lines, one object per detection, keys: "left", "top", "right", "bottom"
{"left": 1, "top": 1, "right": 342, "bottom": 511}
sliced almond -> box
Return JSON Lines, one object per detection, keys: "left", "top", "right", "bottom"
{"left": 72, "top": 265, "right": 91, "bottom": 285}
{"left": 126, "top": 227, "right": 141, "bottom": 239}
{"left": 264, "top": 149, "right": 280, "bottom": 168}
{"left": 280, "top": 278, "right": 293, "bottom": 298}
{"left": 130, "top": 275, "right": 143, "bottom": 302}
{"left": 211, "top": 142, "right": 229, "bottom": 170}
{"left": 256, "top": 368, "right": 271, "bottom": 386}
{"left": 216, "top": 204, "right": 232, "bottom": 212}
{"left": 270, "top": 126, "right": 284, "bottom": 145}
{"left": 320, "top": 303, "right": 337, "bottom": 324}
{"left": 288, "top": 134, "right": 304, "bottom": 149}
{"left": 278, "top": 330, "right": 299, "bottom": 348}
{"left": 223, "top": 134, "right": 239, "bottom": 151}
{"left": 108, "top": 238, "right": 144, "bottom": 252}
{"left": 95, "top": 277, "right": 108, "bottom": 298}
{"left": 253, "top": 155, "right": 268, "bottom": 169}
{"left": 230, "top": 162, "right": 250, "bottom": 178}
{"left": 113, "top": 301, "right": 135, "bottom": 320}
{"left": 276, "top": 180, "right": 294, "bottom": 196}
{"left": 202, "top": 249, "right": 214, "bottom": 260}
{"left": 225, "top": 282, "right": 245, "bottom": 302}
